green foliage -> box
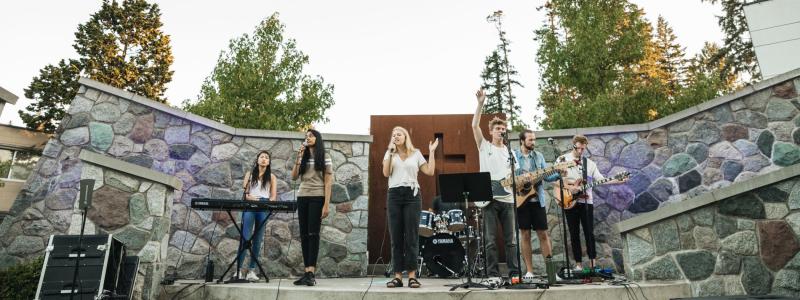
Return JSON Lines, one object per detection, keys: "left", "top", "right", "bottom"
{"left": 183, "top": 13, "right": 334, "bottom": 131}
{"left": 0, "top": 257, "right": 44, "bottom": 300}
{"left": 75, "top": 0, "right": 174, "bottom": 101}
{"left": 535, "top": 0, "right": 740, "bottom": 129}
{"left": 535, "top": 0, "right": 650, "bottom": 129}
{"left": 21, "top": 59, "right": 83, "bottom": 133}
{"left": 20, "top": 0, "right": 173, "bottom": 133}
{"left": 700, "top": 0, "right": 760, "bottom": 81}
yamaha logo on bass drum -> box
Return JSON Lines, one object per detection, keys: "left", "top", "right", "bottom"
{"left": 432, "top": 237, "right": 455, "bottom": 245}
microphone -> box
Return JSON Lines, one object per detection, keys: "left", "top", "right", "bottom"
{"left": 302, "top": 141, "right": 308, "bottom": 147}
{"left": 501, "top": 132, "right": 509, "bottom": 145}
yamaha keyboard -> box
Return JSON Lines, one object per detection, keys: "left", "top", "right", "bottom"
{"left": 191, "top": 198, "right": 297, "bottom": 212}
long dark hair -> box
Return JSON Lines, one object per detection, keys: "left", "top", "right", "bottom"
{"left": 249, "top": 150, "right": 272, "bottom": 191}
{"left": 299, "top": 129, "right": 326, "bottom": 175}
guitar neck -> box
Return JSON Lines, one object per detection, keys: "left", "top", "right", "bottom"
{"left": 580, "top": 177, "right": 615, "bottom": 191}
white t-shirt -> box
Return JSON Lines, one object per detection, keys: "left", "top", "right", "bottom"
{"left": 558, "top": 151, "right": 604, "bottom": 204}
{"left": 248, "top": 179, "right": 271, "bottom": 200}
{"left": 384, "top": 149, "right": 427, "bottom": 195}
{"left": 479, "top": 139, "right": 512, "bottom": 202}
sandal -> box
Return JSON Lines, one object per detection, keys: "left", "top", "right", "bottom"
{"left": 386, "top": 278, "right": 403, "bottom": 288}
{"left": 407, "top": 278, "right": 421, "bottom": 288}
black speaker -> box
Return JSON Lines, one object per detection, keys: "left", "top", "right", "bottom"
{"left": 34, "top": 234, "right": 134, "bottom": 300}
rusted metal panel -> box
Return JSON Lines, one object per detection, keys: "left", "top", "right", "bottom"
{"left": 368, "top": 114, "right": 507, "bottom": 264}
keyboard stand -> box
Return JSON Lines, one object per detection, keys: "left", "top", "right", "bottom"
{"left": 218, "top": 209, "right": 272, "bottom": 283}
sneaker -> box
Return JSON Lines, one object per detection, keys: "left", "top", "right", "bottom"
{"left": 523, "top": 272, "right": 535, "bottom": 283}
{"left": 235, "top": 270, "right": 244, "bottom": 279}
{"left": 293, "top": 272, "right": 309, "bottom": 285}
{"left": 303, "top": 272, "right": 316, "bottom": 286}
{"left": 246, "top": 271, "right": 259, "bottom": 282}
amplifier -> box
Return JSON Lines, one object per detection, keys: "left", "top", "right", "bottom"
{"left": 34, "top": 235, "right": 133, "bottom": 300}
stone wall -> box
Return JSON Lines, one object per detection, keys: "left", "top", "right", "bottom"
{"left": 616, "top": 164, "right": 800, "bottom": 297}
{"left": 0, "top": 78, "right": 371, "bottom": 294}
{"left": 520, "top": 71, "right": 800, "bottom": 273}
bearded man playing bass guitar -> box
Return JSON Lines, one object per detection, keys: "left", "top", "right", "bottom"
{"left": 556, "top": 135, "right": 628, "bottom": 271}
{"left": 513, "top": 129, "right": 568, "bottom": 281}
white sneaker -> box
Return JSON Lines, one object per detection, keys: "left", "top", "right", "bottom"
{"left": 523, "top": 272, "right": 535, "bottom": 283}
{"left": 235, "top": 270, "right": 243, "bottom": 279}
{"left": 246, "top": 271, "right": 260, "bottom": 281}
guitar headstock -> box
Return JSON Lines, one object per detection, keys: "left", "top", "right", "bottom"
{"left": 614, "top": 171, "right": 631, "bottom": 181}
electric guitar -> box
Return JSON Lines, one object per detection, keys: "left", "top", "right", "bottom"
{"left": 475, "top": 162, "right": 575, "bottom": 208}
{"left": 554, "top": 171, "right": 630, "bottom": 209}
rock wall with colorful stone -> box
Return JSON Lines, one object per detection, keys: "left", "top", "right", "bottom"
{"left": 522, "top": 75, "right": 800, "bottom": 274}
{"left": 0, "top": 78, "right": 372, "bottom": 294}
{"left": 619, "top": 171, "right": 800, "bottom": 297}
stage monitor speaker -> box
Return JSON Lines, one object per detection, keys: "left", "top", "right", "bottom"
{"left": 34, "top": 234, "right": 131, "bottom": 300}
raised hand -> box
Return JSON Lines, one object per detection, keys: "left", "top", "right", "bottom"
{"left": 476, "top": 89, "right": 486, "bottom": 105}
{"left": 429, "top": 138, "right": 439, "bottom": 153}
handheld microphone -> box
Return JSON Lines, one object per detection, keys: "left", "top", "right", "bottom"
{"left": 302, "top": 141, "right": 308, "bottom": 147}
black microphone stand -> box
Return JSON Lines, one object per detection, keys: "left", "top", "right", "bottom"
{"left": 549, "top": 138, "right": 576, "bottom": 282}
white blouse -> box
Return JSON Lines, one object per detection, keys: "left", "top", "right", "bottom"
{"left": 384, "top": 149, "right": 427, "bottom": 195}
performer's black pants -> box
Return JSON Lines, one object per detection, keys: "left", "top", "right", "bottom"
{"left": 565, "top": 202, "right": 596, "bottom": 263}
{"left": 387, "top": 186, "right": 421, "bottom": 272}
{"left": 298, "top": 196, "right": 324, "bottom": 268}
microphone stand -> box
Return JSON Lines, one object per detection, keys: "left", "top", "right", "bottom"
{"left": 550, "top": 138, "right": 575, "bottom": 282}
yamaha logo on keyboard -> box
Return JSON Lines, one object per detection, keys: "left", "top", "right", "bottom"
{"left": 197, "top": 201, "right": 208, "bottom": 206}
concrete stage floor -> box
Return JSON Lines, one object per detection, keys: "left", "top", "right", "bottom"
{"left": 159, "top": 277, "right": 691, "bottom": 300}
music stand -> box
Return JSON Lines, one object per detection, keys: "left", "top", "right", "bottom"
{"left": 439, "top": 172, "right": 492, "bottom": 290}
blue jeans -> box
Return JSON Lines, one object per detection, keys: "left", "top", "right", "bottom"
{"left": 237, "top": 202, "right": 270, "bottom": 269}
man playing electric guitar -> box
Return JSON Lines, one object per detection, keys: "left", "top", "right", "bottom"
{"left": 472, "top": 89, "right": 519, "bottom": 280}
{"left": 513, "top": 129, "right": 568, "bottom": 281}
{"left": 555, "top": 135, "right": 628, "bottom": 271}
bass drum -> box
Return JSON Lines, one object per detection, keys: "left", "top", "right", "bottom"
{"left": 422, "top": 233, "right": 465, "bottom": 278}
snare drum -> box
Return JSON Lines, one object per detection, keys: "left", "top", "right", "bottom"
{"left": 446, "top": 209, "right": 465, "bottom": 231}
{"left": 419, "top": 211, "right": 435, "bottom": 237}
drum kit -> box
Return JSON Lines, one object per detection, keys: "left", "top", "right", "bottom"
{"left": 417, "top": 207, "right": 485, "bottom": 278}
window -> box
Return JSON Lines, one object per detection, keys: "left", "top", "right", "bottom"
{"left": 0, "top": 148, "right": 40, "bottom": 181}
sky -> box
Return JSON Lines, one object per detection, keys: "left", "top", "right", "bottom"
{"left": 0, "top": 0, "right": 723, "bottom": 135}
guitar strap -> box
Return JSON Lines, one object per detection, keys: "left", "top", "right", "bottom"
{"left": 580, "top": 156, "right": 589, "bottom": 201}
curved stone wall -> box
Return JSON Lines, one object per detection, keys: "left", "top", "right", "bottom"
{"left": 0, "top": 78, "right": 372, "bottom": 290}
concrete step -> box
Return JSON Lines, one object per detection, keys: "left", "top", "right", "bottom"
{"left": 159, "top": 277, "right": 690, "bottom": 300}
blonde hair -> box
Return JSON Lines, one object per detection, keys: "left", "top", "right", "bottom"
{"left": 487, "top": 117, "right": 507, "bottom": 131}
{"left": 392, "top": 126, "right": 417, "bottom": 156}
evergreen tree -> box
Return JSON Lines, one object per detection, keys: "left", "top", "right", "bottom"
{"left": 183, "top": 13, "right": 334, "bottom": 131}
{"left": 654, "top": 16, "right": 686, "bottom": 94}
{"left": 700, "top": 0, "right": 760, "bottom": 81}
{"left": 483, "top": 11, "right": 525, "bottom": 131}
{"left": 20, "top": 0, "right": 173, "bottom": 133}
{"left": 21, "top": 60, "right": 83, "bottom": 133}
{"left": 480, "top": 49, "right": 524, "bottom": 131}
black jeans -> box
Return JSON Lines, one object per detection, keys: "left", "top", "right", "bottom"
{"left": 565, "top": 202, "right": 596, "bottom": 263}
{"left": 298, "top": 196, "right": 324, "bottom": 268}
{"left": 483, "top": 200, "right": 519, "bottom": 277}
{"left": 387, "top": 187, "right": 421, "bottom": 272}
